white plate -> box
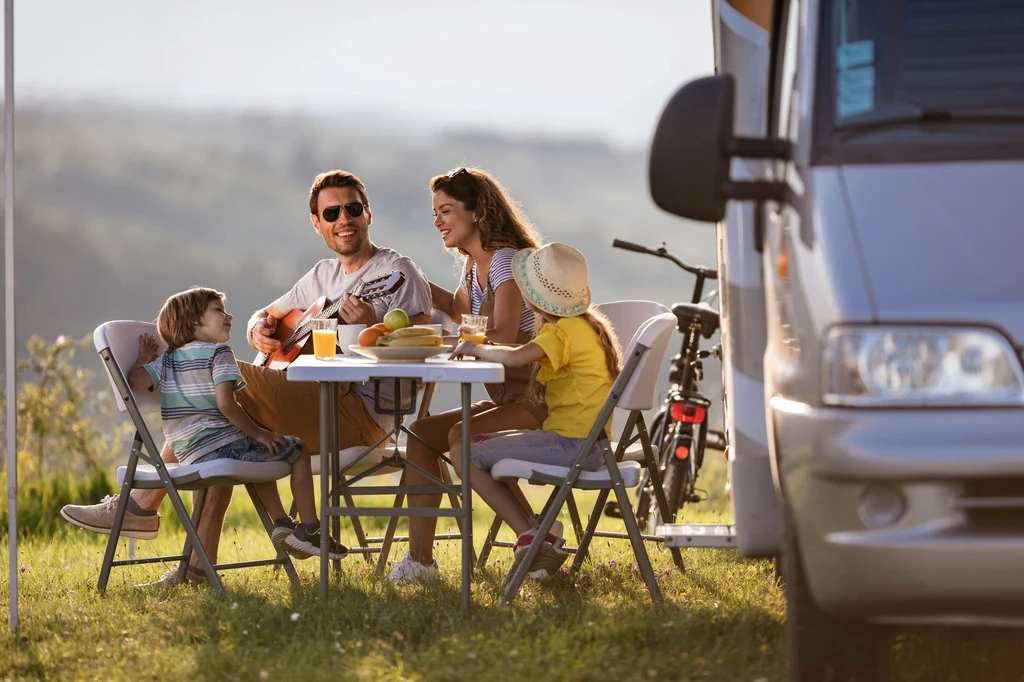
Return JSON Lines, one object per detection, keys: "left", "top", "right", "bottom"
{"left": 347, "top": 345, "right": 454, "bottom": 362}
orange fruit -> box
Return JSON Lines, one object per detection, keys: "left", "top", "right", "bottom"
{"left": 371, "top": 322, "right": 390, "bottom": 333}
{"left": 358, "top": 327, "right": 384, "bottom": 347}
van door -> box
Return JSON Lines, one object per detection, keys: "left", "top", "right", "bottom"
{"left": 713, "top": 0, "right": 780, "bottom": 556}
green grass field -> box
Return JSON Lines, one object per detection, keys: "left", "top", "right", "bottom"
{"left": 2, "top": 456, "right": 1023, "bottom": 681}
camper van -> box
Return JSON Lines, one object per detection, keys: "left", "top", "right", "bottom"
{"left": 650, "top": 0, "right": 1024, "bottom": 679}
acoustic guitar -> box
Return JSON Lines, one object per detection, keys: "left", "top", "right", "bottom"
{"left": 252, "top": 270, "right": 406, "bottom": 370}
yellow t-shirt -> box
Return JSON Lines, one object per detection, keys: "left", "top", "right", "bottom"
{"left": 530, "top": 316, "right": 615, "bottom": 439}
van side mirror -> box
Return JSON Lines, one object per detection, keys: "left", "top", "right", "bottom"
{"left": 649, "top": 74, "right": 792, "bottom": 223}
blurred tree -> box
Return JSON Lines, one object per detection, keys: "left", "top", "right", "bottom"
{"left": 10, "top": 334, "right": 129, "bottom": 481}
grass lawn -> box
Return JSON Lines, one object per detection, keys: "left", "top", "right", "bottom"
{"left": 2, "top": 456, "right": 1023, "bottom": 681}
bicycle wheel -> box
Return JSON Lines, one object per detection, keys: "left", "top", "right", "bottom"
{"left": 648, "top": 422, "right": 693, "bottom": 532}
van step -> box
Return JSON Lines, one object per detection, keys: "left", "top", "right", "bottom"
{"left": 656, "top": 523, "right": 737, "bottom": 548}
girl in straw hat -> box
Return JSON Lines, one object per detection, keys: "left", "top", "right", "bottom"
{"left": 450, "top": 242, "right": 622, "bottom": 580}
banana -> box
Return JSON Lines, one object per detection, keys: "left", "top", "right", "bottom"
{"left": 389, "top": 327, "right": 440, "bottom": 338}
{"left": 386, "top": 335, "right": 444, "bottom": 347}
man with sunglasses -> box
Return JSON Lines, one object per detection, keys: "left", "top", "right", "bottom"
{"left": 240, "top": 168, "right": 433, "bottom": 443}
{"left": 61, "top": 169, "right": 432, "bottom": 587}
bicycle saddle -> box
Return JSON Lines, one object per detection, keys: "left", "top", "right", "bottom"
{"left": 671, "top": 302, "right": 720, "bottom": 339}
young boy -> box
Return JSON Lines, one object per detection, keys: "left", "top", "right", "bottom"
{"left": 129, "top": 286, "right": 346, "bottom": 573}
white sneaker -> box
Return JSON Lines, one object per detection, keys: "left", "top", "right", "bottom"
{"left": 386, "top": 551, "right": 440, "bottom": 583}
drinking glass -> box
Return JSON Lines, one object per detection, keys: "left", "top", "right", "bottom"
{"left": 460, "top": 315, "right": 488, "bottom": 344}
{"left": 310, "top": 318, "right": 339, "bottom": 360}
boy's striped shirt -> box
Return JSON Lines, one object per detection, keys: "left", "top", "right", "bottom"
{"left": 142, "top": 341, "right": 246, "bottom": 465}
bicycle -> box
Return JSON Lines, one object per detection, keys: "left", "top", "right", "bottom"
{"left": 605, "top": 239, "right": 728, "bottom": 531}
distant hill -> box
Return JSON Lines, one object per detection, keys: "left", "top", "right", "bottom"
{"left": 1, "top": 102, "right": 724, "bottom": 424}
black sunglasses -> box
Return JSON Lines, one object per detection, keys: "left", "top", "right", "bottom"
{"left": 445, "top": 167, "right": 469, "bottom": 180}
{"left": 321, "top": 202, "right": 365, "bottom": 222}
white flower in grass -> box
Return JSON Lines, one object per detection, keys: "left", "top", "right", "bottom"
{"left": 290, "top": 612, "right": 300, "bottom": 622}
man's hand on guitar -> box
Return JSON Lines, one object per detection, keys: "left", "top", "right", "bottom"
{"left": 250, "top": 315, "right": 283, "bottom": 354}
{"left": 339, "top": 292, "right": 377, "bottom": 326}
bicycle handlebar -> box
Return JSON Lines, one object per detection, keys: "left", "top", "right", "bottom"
{"left": 612, "top": 239, "right": 718, "bottom": 280}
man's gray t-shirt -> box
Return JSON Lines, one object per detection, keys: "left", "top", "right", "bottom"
{"left": 271, "top": 246, "right": 432, "bottom": 429}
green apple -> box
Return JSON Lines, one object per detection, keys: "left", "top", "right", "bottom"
{"left": 383, "top": 308, "right": 410, "bottom": 331}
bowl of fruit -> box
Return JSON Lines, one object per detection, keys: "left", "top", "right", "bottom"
{"left": 349, "top": 309, "right": 453, "bottom": 362}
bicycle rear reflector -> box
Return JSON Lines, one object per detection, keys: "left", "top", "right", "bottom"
{"left": 675, "top": 446, "right": 690, "bottom": 460}
{"left": 670, "top": 402, "right": 707, "bottom": 424}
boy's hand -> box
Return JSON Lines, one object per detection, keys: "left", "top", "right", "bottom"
{"left": 254, "top": 429, "right": 288, "bottom": 456}
{"left": 138, "top": 333, "right": 160, "bottom": 364}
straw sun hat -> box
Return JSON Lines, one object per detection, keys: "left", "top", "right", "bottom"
{"left": 512, "top": 242, "right": 591, "bottom": 317}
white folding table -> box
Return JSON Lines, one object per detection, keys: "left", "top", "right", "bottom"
{"left": 287, "top": 353, "right": 504, "bottom": 612}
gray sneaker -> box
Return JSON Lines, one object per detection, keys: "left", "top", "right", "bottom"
{"left": 283, "top": 525, "right": 348, "bottom": 561}
{"left": 270, "top": 517, "right": 297, "bottom": 553}
{"left": 61, "top": 494, "right": 160, "bottom": 540}
{"left": 137, "top": 567, "right": 207, "bottom": 589}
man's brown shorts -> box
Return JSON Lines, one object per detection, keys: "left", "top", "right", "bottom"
{"left": 236, "top": 361, "right": 385, "bottom": 454}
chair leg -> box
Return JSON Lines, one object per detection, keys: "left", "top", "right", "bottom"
{"left": 502, "top": 478, "right": 582, "bottom": 604}
{"left": 640, "top": 428, "right": 685, "bottom": 570}
{"left": 165, "top": 486, "right": 225, "bottom": 596}
{"left": 566, "top": 492, "right": 585, "bottom": 544}
{"left": 609, "top": 468, "right": 662, "bottom": 603}
{"left": 476, "top": 515, "right": 503, "bottom": 570}
{"left": 177, "top": 488, "right": 208, "bottom": 585}
{"left": 375, "top": 469, "right": 407, "bottom": 575}
{"left": 441, "top": 461, "right": 477, "bottom": 565}
{"left": 245, "top": 483, "right": 300, "bottom": 589}
{"left": 98, "top": 441, "right": 145, "bottom": 594}
{"left": 571, "top": 488, "right": 610, "bottom": 573}
{"left": 343, "top": 489, "right": 374, "bottom": 566}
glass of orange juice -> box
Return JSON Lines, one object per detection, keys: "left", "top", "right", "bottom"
{"left": 310, "top": 318, "right": 339, "bottom": 360}
{"left": 460, "top": 315, "right": 488, "bottom": 344}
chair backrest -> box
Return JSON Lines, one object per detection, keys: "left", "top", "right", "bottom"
{"left": 616, "top": 313, "right": 676, "bottom": 411}
{"left": 594, "top": 300, "right": 671, "bottom": 352}
{"left": 431, "top": 308, "right": 455, "bottom": 335}
{"left": 94, "top": 320, "right": 167, "bottom": 414}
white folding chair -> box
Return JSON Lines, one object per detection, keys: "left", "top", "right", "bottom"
{"left": 94, "top": 320, "right": 299, "bottom": 595}
{"left": 475, "top": 301, "right": 681, "bottom": 570}
{"left": 595, "top": 300, "right": 672, "bottom": 350}
{"left": 495, "top": 313, "right": 677, "bottom": 603}
{"left": 595, "top": 300, "right": 671, "bottom": 462}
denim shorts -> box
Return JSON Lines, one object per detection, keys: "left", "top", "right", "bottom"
{"left": 469, "top": 429, "right": 611, "bottom": 472}
{"left": 192, "top": 435, "right": 303, "bottom": 466}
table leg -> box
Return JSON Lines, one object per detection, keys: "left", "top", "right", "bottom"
{"left": 461, "top": 382, "right": 473, "bottom": 613}
{"left": 319, "top": 381, "right": 331, "bottom": 603}
{"left": 331, "top": 382, "right": 342, "bottom": 576}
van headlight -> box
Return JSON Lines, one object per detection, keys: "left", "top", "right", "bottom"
{"left": 823, "top": 326, "right": 1024, "bottom": 406}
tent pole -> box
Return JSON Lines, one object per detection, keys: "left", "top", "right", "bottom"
{"left": 5, "top": 0, "right": 16, "bottom": 633}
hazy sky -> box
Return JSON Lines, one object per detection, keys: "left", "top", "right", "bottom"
{"left": 13, "top": 0, "right": 714, "bottom": 147}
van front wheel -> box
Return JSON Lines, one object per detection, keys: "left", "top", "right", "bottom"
{"left": 782, "top": 509, "right": 890, "bottom": 682}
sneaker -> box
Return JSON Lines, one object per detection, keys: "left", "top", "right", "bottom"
{"left": 283, "top": 525, "right": 348, "bottom": 561}
{"left": 137, "top": 566, "right": 207, "bottom": 589}
{"left": 61, "top": 494, "right": 160, "bottom": 540}
{"left": 386, "top": 551, "right": 440, "bottom": 583}
{"left": 270, "top": 517, "right": 297, "bottom": 553}
{"left": 503, "top": 531, "right": 570, "bottom": 587}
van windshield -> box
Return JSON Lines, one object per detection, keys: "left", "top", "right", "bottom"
{"left": 817, "top": 0, "right": 1024, "bottom": 161}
